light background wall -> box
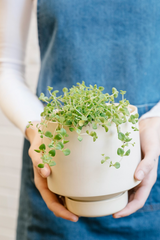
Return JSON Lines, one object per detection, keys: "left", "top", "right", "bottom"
{"left": 0, "top": 2, "right": 40, "bottom": 240}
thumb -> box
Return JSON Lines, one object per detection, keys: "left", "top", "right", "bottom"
{"left": 134, "top": 153, "right": 156, "bottom": 181}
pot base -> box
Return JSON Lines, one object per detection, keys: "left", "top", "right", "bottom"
{"left": 65, "top": 191, "right": 128, "bottom": 217}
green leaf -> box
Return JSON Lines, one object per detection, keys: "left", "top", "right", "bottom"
{"left": 41, "top": 154, "right": 52, "bottom": 163}
{"left": 99, "top": 117, "right": 105, "bottom": 123}
{"left": 67, "top": 112, "right": 72, "bottom": 117}
{"left": 99, "top": 86, "right": 104, "bottom": 91}
{"left": 39, "top": 144, "right": 46, "bottom": 150}
{"left": 125, "top": 149, "right": 130, "bottom": 156}
{"left": 100, "top": 113, "right": 106, "bottom": 117}
{"left": 82, "top": 115, "right": 88, "bottom": 121}
{"left": 120, "top": 90, "right": 126, "bottom": 95}
{"left": 49, "top": 161, "right": 56, "bottom": 166}
{"left": 45, "top": 131, "right": 53, "bottom": 138}
{"left": 134, "top": 113, "right": 139, "bottom": 118}
{"left": 119, "top": 107, "right": 129, "bottom": 116}
{"left": 55, "top": 142, "right": 64, "bottom": 150}
{"left": 112, "top": 87, "right": 119, "bottom": 98}
{"left": 78, "top": 136, "right": 83, "bottom": 141}
{"left": 63, "top": 148, "right": 71, "bottom": 156}
{"left": 59, "top": 117, "right": 65, "bottom": 123}
{"left": 76, "top": 128, "right": 81, "bottom": 134}
{"left": 26, "top": 122, "right": 33, "bottom": 128}
{"left": 102, "top": 125, "right": 108, "bottom": 132}
{"left": 106, "top": 112, "right": 112, "bottom": 118}
{"left": 117, "top": 148, "right": 124, "bottom": 156}
{"left": 63, "top": 140, "right": 69, "bottom": 144}
{"left": 69, "top": 127, "right": 74, "bottom": 132}
{"left": 118, "top": 132, "right": 125, "bottom": 141}
{"left": 101, "top": 160, "right": 105, "bottom": 164}
{"left": 90, "top": 131, "right": 95, "bottom": 137}
{"left": 125, "top": 132, "right": 131, "bottom": 137}
{"left": 124, "top": 137, "right": 132, "bottom": 142}
{"left": 47, "top": 86, "right": 53, "bottom": 91}
{"left": 49, "top": 150, "right": 56, "bottom": 157}
{"left": 39, "top": 93, "right": 45, "bottom": 100}
{"left": 92, "top": 122, "right": 97, "bottom": 129}
{"left": 105, "top": 156, "right": 110, "bottom": 160}
{"left": 59, "top": 128, "right": 67, "bottom": 137}
{"left": 34, "top": 149, "right": 41, "bottom": 153}
{"left": 79, "top": 120, "right": 85, "bottom": 126}
{"left": 54, "top": 134, "right": 62, "bottom": 140}
{"left": 128, "top": 114, "right": 137, "bottom": 124}
{"left": 113, "top": 162, "right": 120, "bottom": 169}
{"left": 38, "top": 163, "right": 44, "bottom": 168}
{"left": 48, "top": 142, "right": 54, "bottom": 148}
{"left": 63, "top": 87, "right": 68, "bottom": 92}
{"left": 132, "top": 126, "right": 139, "bottom": 131}
{"left": 66, "top": 120, "right": 72, "bottom": 125}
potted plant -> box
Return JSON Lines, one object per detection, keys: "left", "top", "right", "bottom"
{"left": 28, "top": 82, "right": 141, "bottom": 217}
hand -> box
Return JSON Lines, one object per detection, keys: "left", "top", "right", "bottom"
{"left": 25, "top": 121, "right": 79, "bottom": 222}
{"left": 113, "top": 117, "right": 160, "bottom": 218}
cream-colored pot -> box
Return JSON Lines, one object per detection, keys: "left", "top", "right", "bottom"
{"left": 42, "top": 105, "right": 141, "bottom": 217}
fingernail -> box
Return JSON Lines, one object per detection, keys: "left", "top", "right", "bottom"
{"left": 40, "top": 167, "right": 50, "bottom": 177}
{"left": 114, "top": 215, "right": 122, "bottom": 218}
{"left": 72, "top": 216, "right": 79, "bottom": 222}
{"left": 136, "top": 170, "right": 144, "bottom": 180}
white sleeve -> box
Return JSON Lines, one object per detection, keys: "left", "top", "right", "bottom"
{"left": 139, "top": 101, "right": 160, "bottom": 121}
{"left": 0, "top": 0, "right": 44, "bottom": 135}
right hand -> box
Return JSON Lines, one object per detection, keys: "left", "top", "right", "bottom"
{"left": 25, "top": 121, "right": 79, "bottom": 222}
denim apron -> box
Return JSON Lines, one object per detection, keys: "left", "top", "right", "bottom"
{"left": 16, "top": 0, "right": 160, "bottom": 239}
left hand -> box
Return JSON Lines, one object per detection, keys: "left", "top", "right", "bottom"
{"left": 113, "top": 117, "right": 160, "bottom": 218}
{"left": 26, "top": 121, "right": 79, "bottom": 222}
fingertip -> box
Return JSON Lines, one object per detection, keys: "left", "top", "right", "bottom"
{"left": 135, "top": 170, "right": 144, "bottom": 181}
{"left": 113, "top": 214, "right": 122, "bottom": 219}
{"left": 71, "top": 216, "right": 79, "bottom": 222}
{"left": 112, "top": 211, "right": 123, "bottom": 218}
{"left": 66, "top": 211, "right": 79, "bottom": 222}
{"left": 40, "top": 167, "right": 50, "bottom": 178}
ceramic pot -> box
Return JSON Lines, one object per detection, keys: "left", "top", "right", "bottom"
{"left": 42, "top": 105, "right": 141, "bottom": 217}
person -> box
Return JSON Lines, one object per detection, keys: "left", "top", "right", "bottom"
{"left": 0, "top": 0, "right": 160, "bottom": 239}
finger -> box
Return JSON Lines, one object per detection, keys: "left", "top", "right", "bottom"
{"left": 34, "top": 167, "right": 79, "bottom": 222}
{"left": 113, "top": 183, "right": 151, "bottom": 218}
{"left": 41, "top": 188, "right": 79, "bottom": 222}
{"left": 29, "top": 140, "right": 51, "bottom": 178}
{"left": 128, "top": 189, "right": 135, "bottom": 202}
{"left": 134, "top": 154, "right": 158, "bottom": 181}
{"left": 113, "top": 160, "right": 158, "bottom": 218}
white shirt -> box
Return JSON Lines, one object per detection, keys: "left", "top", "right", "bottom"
{"left": 0, "top": 0, "right": 159, "bottom": 136}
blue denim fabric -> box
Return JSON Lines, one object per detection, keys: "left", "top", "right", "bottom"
{"left": 16, "top": 0, "right": 160, "bottom": 239}
{"left": 37, "top": 0, "right": 160, "bottom": 107}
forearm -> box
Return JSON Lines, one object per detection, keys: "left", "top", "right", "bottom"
{"left": 0, "top": 0, "right": 44, "bottom": 135}
{"left": 0, "top": 69, "right": 43, "bottom": 134}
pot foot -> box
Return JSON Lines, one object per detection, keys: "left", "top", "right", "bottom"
{"left": 65, "top": 191, "right": 128, "bottom": 217}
